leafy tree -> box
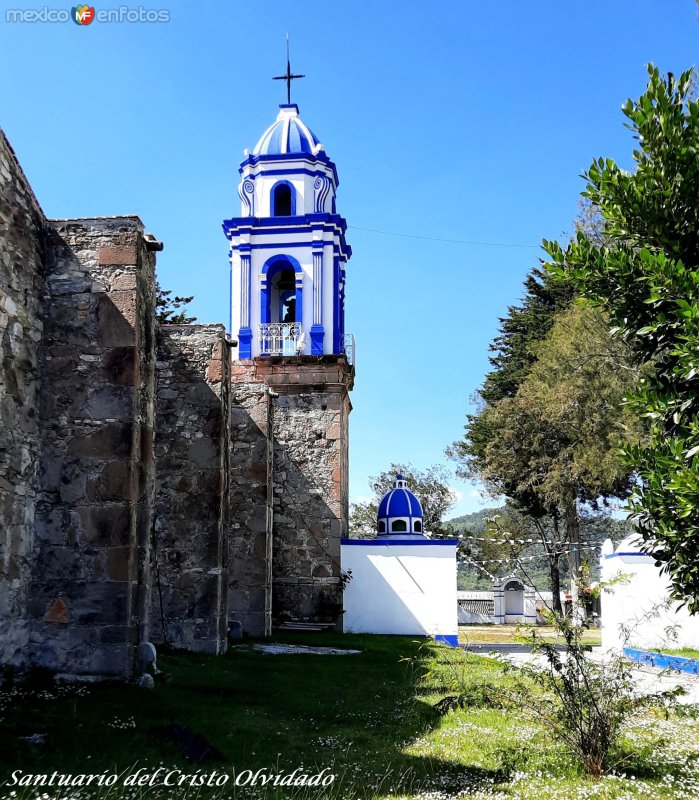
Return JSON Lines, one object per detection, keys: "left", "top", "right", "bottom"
{"left": 485, "top": 506, "right": 567, "bottom": 616}
{"left": 574, "top": 198, "right": 605, "bottom": 245}
{"left": 350, "top": 463, "right": 458, "bottom": 537}
{"left": 156, "top": 281, "right": 196, "bottom": 324}
{"left": 452, "top": 503, "right": 631, "bottom": 596}
{"left": 545, "top": 65, "right": 699, "bottom": 611}
{"left": 449, "top": 266, "right": 577, "bottom": 530}
{"left": 480, "top": 267, "right": 577, "bottom": 406}
{"left": 452, "top": 303, "right": 639, "bottom": 613}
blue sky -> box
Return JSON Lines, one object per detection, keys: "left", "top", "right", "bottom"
{"left": 1, "top": 1, "right": 697, "bottom": 517}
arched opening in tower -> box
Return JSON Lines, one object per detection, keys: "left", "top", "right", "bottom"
{"left": 272, "top": 183, "right": 293, "bottom": 217}
{"left": 271, "top": 268, "right": 297, "bottom": 323}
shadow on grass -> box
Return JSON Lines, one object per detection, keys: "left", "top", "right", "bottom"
{"left": 0, "top": 633, "right": 511, "bottom": 798}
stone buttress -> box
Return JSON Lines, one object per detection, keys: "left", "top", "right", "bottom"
{"left": 33, "top": 216, "right": 158, "bottom": 679}
{"left": 151, "top": 324, "right": 230, "bottom": 654}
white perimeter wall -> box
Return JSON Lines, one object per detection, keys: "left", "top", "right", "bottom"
{"left": 601, "top": 543, "right": 699, "bottom": 651}
{"left": 341, "top": 541, "right": 458, "bottom": 639}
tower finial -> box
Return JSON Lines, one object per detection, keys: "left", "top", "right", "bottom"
{"left": 273, "top": 33, "right": 305, "bottom": 105}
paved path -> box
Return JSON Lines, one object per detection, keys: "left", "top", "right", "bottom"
{"left": 467, "top": 644, "right": 699, "bottom": 705}
{"left": 464, "top": 643, "right": 567, "bottom": 654}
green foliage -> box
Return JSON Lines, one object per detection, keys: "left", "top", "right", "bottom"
{"left": 544, "top": 65, "right": 699, "bottom": 610}
{"left": 450, "top": 267, "right": 577, "bottom": 518}
{"left": 3, "top": 636, "right": 698, "bottom": 799}
{"left": 349, "top": 462, "right": 458, "bottom": 536}
{"left": 156, "top": 280, "right": 196, "bottom": 324}
{"left": 451, "top": 297, "right": 639, "bottom": 609}
{"left": 480, "top": 267, "right": 578, "bottom": 407}
{"left": 483, "top": 304, "right": 640, "bottom": 508}
{"left": 415, "top": 636, "right": 695, "bottom": 792}
{"left": 450, "top": 506, "right": 509, "bottom": 588}
{"left": 509, "top": 617, "right": 685, "bottom": 778}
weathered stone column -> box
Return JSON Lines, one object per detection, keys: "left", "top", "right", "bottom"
{"left": 152, "top": 324, "right": 230, "bottom": 654}
{"left": 31, "top": 217, "right": 157, "bottom": 680}
{"left": 0, "top": 130, "right": 46, "bottom": 670}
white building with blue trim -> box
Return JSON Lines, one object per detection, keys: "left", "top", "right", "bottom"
{"left": 342, "top": 476, "right": 459, "bottom": 646}
{"left": 223, "top": 103, "right": 352, "bottom": 361}
{"left": 600, "top": 535, "right": 699, "bottom": 652}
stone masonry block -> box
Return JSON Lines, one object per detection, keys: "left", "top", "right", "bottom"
{"left": 98, "top": 245, "right": 139, "bottom": 266}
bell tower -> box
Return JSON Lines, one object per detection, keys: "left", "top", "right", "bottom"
{"left": 224, "top": 103, "right": 351, "bottom": 360}
{"left": 224, "top": 97, "right": 354, "bottom": 636}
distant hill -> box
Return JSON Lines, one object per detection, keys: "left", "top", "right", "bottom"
{"left": 446, "top": 507, "right": 503, "bottom": 535}
{"left": 446, "top": 506, "right": 505, "bottom": 590}
{"left": 449, "top": 505, "right": 634, "bottom": 591}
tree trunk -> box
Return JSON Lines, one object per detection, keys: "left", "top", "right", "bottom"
{"left": 547, "top": 553, "right": 564, "bottom": 618}
{"left": 535, "top": 514, "right": 564, "bottom": 619}
{"left": 564, "top": 499, "right": 585, "bottom": 623}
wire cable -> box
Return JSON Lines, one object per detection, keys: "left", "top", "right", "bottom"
{"left": 347, "top": 225, "right": 540, "bottom": 249}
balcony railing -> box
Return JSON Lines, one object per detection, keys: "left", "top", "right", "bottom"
{"left": 342, "top": 333, "right": 355, "bottom": 366}
{"left": 258, "top": 324, "right": 355, "bottom": 365}
{"left": 259, "top": 322, "right": 301, "bottom": 356}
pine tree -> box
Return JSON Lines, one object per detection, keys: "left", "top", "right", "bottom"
{"left": 155, "top": 281, "right": 196, "bottom": 324}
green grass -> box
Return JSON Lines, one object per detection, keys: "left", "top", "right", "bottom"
{"left": 0, "top": 633, "right": 697, "bottom": 799}
{"left": 458, "top": 624, "right": 601, "bottom": 646}
{"left": 653, "top": 647, "right": 699, "bottom": 660}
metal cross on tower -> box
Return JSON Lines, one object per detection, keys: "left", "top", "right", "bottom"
{"left": 273, "top": 34, "right": 305, "bottom": 105}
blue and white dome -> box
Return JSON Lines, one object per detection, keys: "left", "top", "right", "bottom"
{"left": 377, "top": 475, "right": 425, "bottom": 537}
{"left": 252, "top": 104, "right": 322, "bottom": 157}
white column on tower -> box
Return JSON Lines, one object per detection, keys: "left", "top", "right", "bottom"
{"left": 312, "top": 248, "right": 323, "bottom": 326}
{"left": 240, "top": 253, "right": 251, "bottom": 328}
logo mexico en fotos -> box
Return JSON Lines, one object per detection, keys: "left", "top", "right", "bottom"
{"left": 72, "top": 5, "right": 95, "bottom": 24}
{"left": 5, "top": 6, "right": 171, "bottom": 23}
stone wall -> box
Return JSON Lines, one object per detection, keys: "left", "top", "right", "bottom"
{"left": 152, "top": 324, "right": 230, "bottom": 653}
{"left": 229, "top": 357, "right": 352, "bottom": 635}
{"left": 0, "top": 126, "right": 356, "bottom": 676}
{"left": 228, "top": 371, "right": 272, "bottom": 637}
{"left": 0, "top": 129, "right": 47, "bottom": 669}
{"left": 30, "top": 217, "right": 157, "bottom": 679}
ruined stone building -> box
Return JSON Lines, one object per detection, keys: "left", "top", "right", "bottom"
{"left": 0, "top": 101, "right": 353, "bottom": 680}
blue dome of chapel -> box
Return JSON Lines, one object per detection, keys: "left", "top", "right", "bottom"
{"left": 252, "top": 104, "right": 322, "bottom": 157}
{"left": 377, "top": 475, "right": 425, "bottom": 536}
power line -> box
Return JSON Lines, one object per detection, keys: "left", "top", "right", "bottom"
{"left": 347, "top": 225, "right": 540, "bottom": 249}
{"left": 457, "top": 543, "right": 602, "bottom": 566}
{"left": 458, "top": 534, "right": 604, "bottom": 546}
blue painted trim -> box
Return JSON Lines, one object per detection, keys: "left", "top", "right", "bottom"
{"left": 238, "top": 327, "right": 252, "bottom": 359}
{"left": 224, "top": 212, "right": 347, "bottom": 234}
{"left": 230, "top": 242, "right": 351, "bottom": 261}
{"left": 624, "top": 647, "right": 699, "bottom": 674}
{"left": 435, "top": 635, "right": 459, "bottom": 648}
{"left": 240, "top": 151, "right": 339, "bottom": 186}
{"left": 340, "top": 277, "right": 346, "bottom": 347}
{"left": 310, "top": 324, "right": 324, "bottom": 355}
{"left": 332, "top": 255, "right": 340, "bottom": 354}
{"left": 260, "top": 255, "right": 304, "bottom": 328}
{"left": 341, "top": 538, "right": 459, "bottom": 547}
{"left": 260, "top": 253, "right": 304, "bottom": 277}
{"left": 270, "top": 180, "right": 296, "bottom": 217}
{"left": 239, "top": 165, "right": 338, "bottom": 188}
{"left": 260, "top": 284, "right": 270, "bottom": 324}
{"left": 222, "top": 215, "right": 351, "bottom": 261}
{"left": 296, "top": 281, "right": 303, "bottom": 333}
{"left": 604, "top": 552, "right": 653, "bottom": 559}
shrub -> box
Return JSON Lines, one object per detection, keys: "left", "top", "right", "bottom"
{"left": 510, "top": 618, "right": 684, "bottom": 776}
